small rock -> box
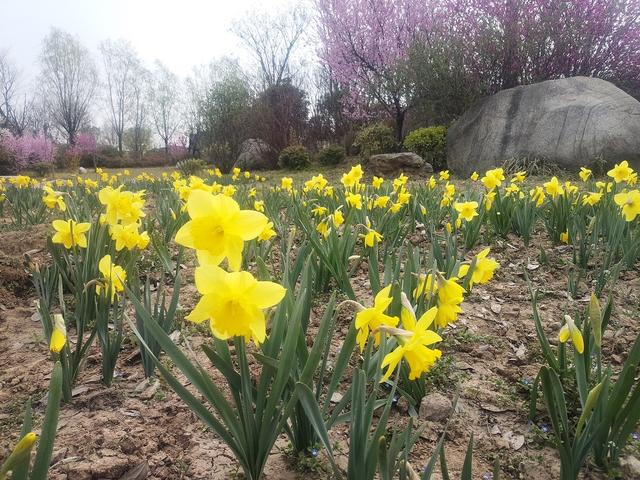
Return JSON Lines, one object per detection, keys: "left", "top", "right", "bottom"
{"left": 420, "top": 393, "right": 452, "bottom": 421}
{"left": 396, "top": 396, "right": 410, "bottom": 415}
{"left": 79, "top": 167, "right": 87, "bottom": 174}
{"left": 330, "top": 392, "right": 343, "bottom": 404}
{"left": 504, "top": 431, "right": 525, "bottom": 450}
{"left": 620, "top": 456, "right": 640, "bottom": 477}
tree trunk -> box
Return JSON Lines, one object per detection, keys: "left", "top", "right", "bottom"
{"left": 395, "top": 110, "right": 405, "bottom": 144}
{"left": 117, "top": 133, "right": 123, "bottom": 155}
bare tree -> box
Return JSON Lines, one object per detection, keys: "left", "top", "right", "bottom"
{"left": 149, "top": 61, "right": 181, "bottom": 156}
{"left": 99, "top": 39, "right": 140, "bottom": 154}
{"left": 0, "top": 49, "right": 34, "bottom": 136}
{"left": 232, "top": 5, "right": 309, "bottom": 89}
{"left": 128, "top": 64, "right": 150, "bottom": 159}
{"left": 40, "top": 28, "right": 98, "bottom": 145}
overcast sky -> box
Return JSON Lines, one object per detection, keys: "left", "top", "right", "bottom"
{"left": 0, "top": 0, "right": 296, "bottom": 82}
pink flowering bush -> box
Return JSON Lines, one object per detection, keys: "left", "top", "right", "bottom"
{"left": 0, "top": 130, "right": 56, "bottom": 173}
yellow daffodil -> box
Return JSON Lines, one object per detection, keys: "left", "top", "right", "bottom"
{"left": 544, "top": 176, "right": 564, "bottom": 197}
{"left": 559, "top": 314, "right": 584, "bottom": 353}
{"left": 345, "top": 192, "right": 362, "bottom": 209}
{"left": 530, "top": 186, "right": 545, "bottom": 207}
{"left": 435, "top": 274, "right": 465, "bottom": 327}
{"left": 332, "top": 209, "right": 344, "bottom": 228}
{"left": 607, "top": 160, "right": 634, "bottom": 183}
{"left": 481, "top": 168, "right": 504, "bottom": 190}
{"left": 413, "top": 273, "right": 437, "bottom": 300}
{"left": 363, "top": 228, "right": 383, "bottom": 247}
{"left": 281, "top": 177, "right": 293, "bottom": 191}
{"left": 372, "top": 176, "right": 384, "bottom": 188}
{"left": 439, "top": 170, "right": 449, "bottom": 181}
{"left": 42, "top": 186, "right": 66, "bottom": 211}
{"left": 187, "top": 264, "right": 285, "bottom": 344}
{"left": 175, "top": 190, "right": 268, "bottom": 271}
{"left": 374, "top": 195, "right": 390, "bottom": 209}
{"left": 50, "top": 313, "right": 66, "bottom": 353}
{"left": 454, "top": 201, "right": 479, "bottom": 222}
{"left": 98, "top": 186, "right": 146, "bottom": 225}
{"left": 484, "top": 190, "right": 497, "bottom": 210}
{"left": 470, "top": 171, "right": 479, "bottom": 181}
{"left": 380, "top": 304, "right": 442, "bottom": 382}
{"left": 560, "top": 231, "right": 569, "bottom": 243}
{"left": 312, "top": 205, "right": 328, "bottom": 217}
{"left": 316, "top": 220, "right": 330, "bottom": 238}
{"left": 341, "top": 164, "right": 363, "bottom": 188}
{"left": 110, "top": 223, "right": 149, "bottom": 251}
{"left": 614, "top": 189, "right": 640, "bottom": 221}
{"left": 258, "top": 222, "right": 277, "bottom": 241}
{"left": 354, "top": 285, "right": 399, "bottom": 351}
{"left": 579, "top": 167, "right": 592, "bottom": 182}
{"left": 51, "top": 219, "right": 91, "bottom": 249}
{"left": 512, "top": 171, "right": 526, "bottom": 183}
{"left": 0, "top": 432, "right": 38, "bottom": 479}
{"left": 96, "top": 255, "right": 126, "bottom": 300}
{"left": 582, "top": 192, "right": 602, "bottom": 206}
{"left": 458, "top": 248, "right": 499, "bottom": 288}
{"left": 505, "top": 183, "right": 520, "bottom": 196}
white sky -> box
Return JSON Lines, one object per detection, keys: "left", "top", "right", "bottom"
{"left": 0, "top": 0, "right": 296, "bottom": 81}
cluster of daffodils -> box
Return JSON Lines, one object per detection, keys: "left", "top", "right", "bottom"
{"left": 352, "top": 247, "right": 499, "bottom": 381}
{"left": 174, "top": 189, "right": 285, "bottom": 344}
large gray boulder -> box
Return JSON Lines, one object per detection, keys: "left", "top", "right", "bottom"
{"left": 368, "top": 152, "right": 433, "bottom": 177}
{"left": 234, "top": 139, "right": 277, "bottom": 171}
{"left": 447, "top": 77, "right": 640, "bottom": 174}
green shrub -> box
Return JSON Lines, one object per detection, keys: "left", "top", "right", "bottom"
{"left": 354, "top": 122, "right": 396, "bottom": 159}
{"left": 30, "top": 162, "right": 55, "bottom": 178}
{"left": 278, "top": 145, "right": 310, "bottom": 170}
{"left": 176, "top": 158, "right": 207, "bottom": 176}
{"left": 316, "top": 144, "right": 345, "bottom": 166}
{"left": 403, "top": 126, "right": 447, "bottom": 170}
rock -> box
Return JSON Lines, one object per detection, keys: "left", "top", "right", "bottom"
{"left": 368, "top": 152, "right": 433, "bottom": 177}
{"left": 447, "top": 77, "right": 640, "bottom": 174}
{"left": 419, "top": 393, "right": 452, "bottom": 421}
{"left": 79, "top": 166, "right": 87, "bottom": 174}
{"left": 330, "top": 392, "right": 343, "bottom": 403}
{"left": 234, "top": 139, "right": 277, "bottom": 171}
{"left": 620, "top": 456, "right": 640, "bottom": 478}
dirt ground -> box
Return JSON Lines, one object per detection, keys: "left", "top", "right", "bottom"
{"left": 1, "top": 221, "right": 640, "bottom": 479}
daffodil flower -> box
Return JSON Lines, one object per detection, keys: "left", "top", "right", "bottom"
{"left": 607, "top": 160, "right": 634, "bottom": 183}
{"left": 435, "top": 273, "right": 465, "bottom": 327}
{"left": 51, "top": 219, "right": 91, "bottom": 249}
{"left": 454, "top": 201, "right": 479, "bottom": 222}
{"left": 354, "top": 285, "right": 399, "bottom": 351}
{"left": 96, "top": 255, "right": 127, "bottom": 300}
{"left": 50, "top": 314, "right": 67, "bottom": 353}
{"left": 559, "top": 314, "right": 584, "bottom": 353}
{"left": 175, "top": 190, "right": 268, "bottom": 271}
{"left": 614, "top": 190, "right": 640, "bottom": 221}
{"left": 379, "top": 304, "right": 442, "bottom": 382}
{"left": 0, "top": 432, "right": 38, "bottom": 479}
{"left": 187, "top": 264, "right": 285, "bottom": 344}
{"left": 458, "top": 248, "right": 499, "bottom": 288}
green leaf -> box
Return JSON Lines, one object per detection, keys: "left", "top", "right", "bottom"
{"left": 295, "top": 383, "right": 341, "bottom": 477}
{"left": 30, "top": 361, "right": 63, "bottom": 480}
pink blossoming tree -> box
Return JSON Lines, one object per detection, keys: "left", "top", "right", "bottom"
{"left": 317, "top": 0, "right": 640, "bottom": 138}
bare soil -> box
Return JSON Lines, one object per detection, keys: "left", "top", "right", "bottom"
{"left": 1, "top": 223, "right": 639, "bottom": 479}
